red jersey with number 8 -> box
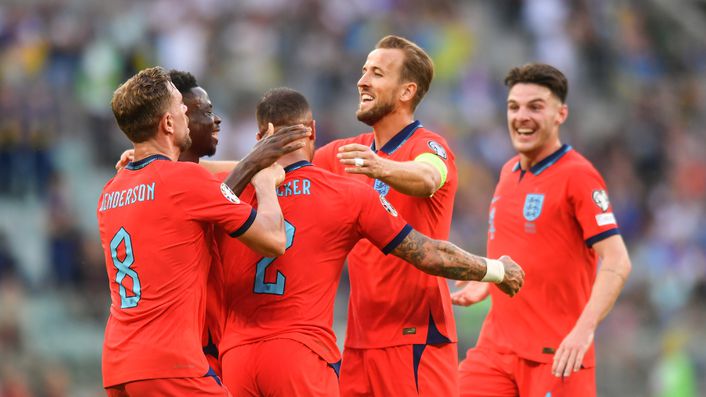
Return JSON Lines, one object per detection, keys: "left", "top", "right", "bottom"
{"left": 96, "top": 155, "right": 256, "bottom": 387}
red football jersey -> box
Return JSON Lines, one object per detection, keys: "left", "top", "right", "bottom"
{"left": 96, "top": 154, "right": 256, "bottom": 387}
{"left": 216, "top": 161, "right": 411, "bottom": 363}
{"left": 202, "top": 226, "right": 224, "bottom": 375}
{"left": 314, "top": 121, "right": 458, "bottom": 348}
{"left": 478, "top": 144, "right": 620, "bottom": 366}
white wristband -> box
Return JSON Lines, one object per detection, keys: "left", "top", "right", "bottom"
{"left": 482, "top": 259, "right": 505, "bottom": 283}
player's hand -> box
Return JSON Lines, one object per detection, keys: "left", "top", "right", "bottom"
{"left": 115, "top": 149, "right": 135, "bottom": 171}
{"left": 243, "top": 123, "right": 311, "bottom": 171}
{"left": 252, "top": 162, "right": 285, "bottom": 188}
{"left": 552, "top": 322, "right": 595, "bottom": 378}
{"left": 451, "top": 280, "right": 490, "bottom": 306}
{"left": 337, "top": 143, "right": 386, "bottom": 179}
{"left": 496, "top": 255, "right": 524, "bottom": 297}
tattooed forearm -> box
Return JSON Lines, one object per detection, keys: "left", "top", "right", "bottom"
{"left": 391, "top": 230, "right": 488, "bottom": 280}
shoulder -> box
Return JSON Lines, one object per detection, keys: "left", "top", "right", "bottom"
{"left": 498, "top": 156, "right": 520, "bottom": 176}
{"left": 317, "top": 133, "right": 373, "bottom": 151}
{"left": 411, "top": 127, "right": 454, "bottom": 158}
{"left": 559, "top": 149, "right": 602, "bottom": 177}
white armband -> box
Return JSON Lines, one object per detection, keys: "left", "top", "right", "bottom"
{"left": 481, "top": 259, "right": 505, "bottom": 283}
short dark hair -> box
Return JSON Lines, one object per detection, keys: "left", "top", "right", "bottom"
{"left": 169, "top": 70, "right": 198, "bottom": 94}
{"left": 256, "top": 88, "right": 310, "bottom": 132}
{"left": 504, "top": 63, "right": 568, "bottom": 103}
{"left": 376, "top": 35, "right": 434, "bottom": 110}
{"left": 111, "top": 66, "right": 172, "bottom": 143}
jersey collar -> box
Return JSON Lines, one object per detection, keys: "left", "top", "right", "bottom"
{"left": 125, "top": 154, "right": 171, "bottom": 170}
{"left": 371, "top": 120, "right": 421, "bottom": 155}
{"left": 284, "top": 160, "right": 313, "bottom": 173}
{"left": 512, "top": 144, "right": 572, "bottom": 175}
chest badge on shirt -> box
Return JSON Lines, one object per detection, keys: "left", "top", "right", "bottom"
{"left": 220, "top": 183, "right": 240, "bottom": 204}
{"left": 374, "top": 179, "right": 390, "bottom": 197}
{"left": 427, "top": 140, "right": 447, "bottom": 159}
{"left": 379, "top": 195, "right": 398, "bottom": 217}
{"left": 523, "top": 193, "right": 544, "bottom": 221}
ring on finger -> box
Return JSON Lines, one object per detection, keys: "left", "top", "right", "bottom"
{"left": 354, "top": 158, "right": 365, "bottom": 167}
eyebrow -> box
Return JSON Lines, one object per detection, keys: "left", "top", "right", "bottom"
{"left": 507, "top": 98, "right": 546, "bottom": 104}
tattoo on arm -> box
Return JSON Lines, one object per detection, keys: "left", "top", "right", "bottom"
{"left": 391, "top": 230, "right": 487, "bottom": 281}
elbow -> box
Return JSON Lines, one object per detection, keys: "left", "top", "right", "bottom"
{"left": 262, "top": 234, "right": 286, "bottom": 257}
{"left": 413, "top": 177, "right": 439, "bottom": 198}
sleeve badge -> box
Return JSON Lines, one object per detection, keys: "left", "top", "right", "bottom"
{"left": 427, "top": 140, "right": 447, "bottom": 160}
{"left": 220, "top": 183, "right": 241, "bottom": 204}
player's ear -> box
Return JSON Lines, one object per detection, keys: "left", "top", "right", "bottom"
{"left": 556, "top": 103, "right": 568, "bottom": 125}
{"left": 310, "top": 120, "right": 316, "bottom": 141}
{"left": 161, "top": 112, "right": 175, "bottom": 135}
{"left": 399, "top": 82, "right": 417, "bottom": 104}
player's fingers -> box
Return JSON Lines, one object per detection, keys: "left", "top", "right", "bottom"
{"left": 338, "top": 143, "right": 369, "bottom": 153}
{"left": 344, "top": 167, "right": 372, "bottom": 176}
{"left": 337, "top": 150, "right": 367, "bottom": 160}
{"left": 574, "top": 349, "right": 586, "bottom": 372}
{"left": 552, "top": 348, "right": 568, "bottom": 376}
{"left": 265, "top": 123, "right": 275, "bottom": 137}
{"left": 563, "top": 348, "right": 579, "bottom": 377}
{"left": 281, "top": 142, "right": 306, "bottom": 154}
{"left": 455, "top": 280, "right": 469, "bottom": 288}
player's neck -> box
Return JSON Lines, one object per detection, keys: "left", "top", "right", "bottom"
{"left": 178, "top": 151, "right": 200, "bottom": 163}
{"left": 372, "top": 110, "right": 414, "bottom": 150}
{"left": 518, "top": 141, "right": 563, "bottom": 170}
{"left": 276, "top": 150, "right": 310, "bottom": 169}
{"left": 133, "top": 140, "right": 180, "bottom": 162}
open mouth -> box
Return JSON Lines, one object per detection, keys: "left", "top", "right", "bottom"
{"left": 516, "top": 128, "right": 535, "bottom": 136}
{"left": 360, "top": 93, "right": 374, "bottom": 105}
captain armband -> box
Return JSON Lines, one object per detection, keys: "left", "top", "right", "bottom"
{"left": 414, "top": 152, "right": 448, "bottom": 189}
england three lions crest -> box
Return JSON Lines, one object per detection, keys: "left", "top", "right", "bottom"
{"left": 523, "top": 194, "right": 544, "bottom": 221}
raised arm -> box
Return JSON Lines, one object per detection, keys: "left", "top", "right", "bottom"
{"left": 336, "top": 143, "right": 443, "bottom": 197}
{"left": 391, "top": 229, "right": 525, "bottom": 297}
{"left": 235, "top": 164, "right": 287, "bottom": 257}
{"left": 222, "top": 124, "right": 311, "bottom": 195}
{"left": 551, "top": 234, "right": 631, "bottom": 378}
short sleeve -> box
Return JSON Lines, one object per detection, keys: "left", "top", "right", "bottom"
{"left": 407, "top": 135, "right": 454, "bottom": 189}
{"left": 567, "top": 165, "right": 620, "bottom": 247}
{"left": 353, "top": 182, "right": 412, "bottom": 254}
{"left": 168, "top": 163, "right": 256, "bottom": 237}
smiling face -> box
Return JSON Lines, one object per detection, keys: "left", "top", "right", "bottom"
{"left": 506, "top": 83, "right": 568, "bottom": 166}
{"left": 183, "top": 86, "right": 221, "bottom": 157}
{"left": 356, "top": 48, "right": 407, "bottom": 126}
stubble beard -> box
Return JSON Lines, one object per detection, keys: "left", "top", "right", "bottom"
{"left": 356, "top": 100, "right": 395, "bottom": 126}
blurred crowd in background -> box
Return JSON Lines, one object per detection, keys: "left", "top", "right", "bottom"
{"left": 0, "top": 0, "right": 704, "bottom": 395}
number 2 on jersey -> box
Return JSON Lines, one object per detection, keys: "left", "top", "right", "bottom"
{"left": 254, "top": 220, "right": 295, "bottom": 295}
{"left": 110, "top": 227, "right": 141, "bottom": 308}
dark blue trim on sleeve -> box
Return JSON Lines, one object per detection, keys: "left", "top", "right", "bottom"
{"left": 229, "top": 208, "right": 257, "bottom": 237}
{"left": 382, "top": 224, "right": 413, "bottom": 255}
{"left": 585, "top": 228, "right": 620, "bottom": 248}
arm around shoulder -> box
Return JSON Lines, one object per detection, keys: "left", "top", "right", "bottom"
{"left": 234, "top": 165, "right": 287, "bottom": 257}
